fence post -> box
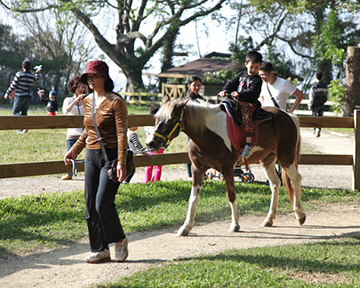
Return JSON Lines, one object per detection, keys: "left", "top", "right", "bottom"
{"left": 353, "top": 109, "right": 360, "bottom": 190}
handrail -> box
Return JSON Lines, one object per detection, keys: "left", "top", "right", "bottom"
{"left": 0, "top": 112, "right": 359, "bottom": 190}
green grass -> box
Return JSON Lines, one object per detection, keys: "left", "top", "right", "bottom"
{"left": 1, "top": 180, "right": 359, "bottom": 258}
{"left": 100, "top": 236, "right": 360, "bottom": 287}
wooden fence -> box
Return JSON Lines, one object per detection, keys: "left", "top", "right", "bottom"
{"left": 0, "top": 111, "right": 359, "bottom": 190}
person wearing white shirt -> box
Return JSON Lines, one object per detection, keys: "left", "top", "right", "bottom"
{"left": 61, "top": 76, "right": 88, "bottom": 180}
{"left": 259, "top": 62, "right": 304, "bottom": 114}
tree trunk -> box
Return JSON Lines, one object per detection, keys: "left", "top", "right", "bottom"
{"left": 123, "top": 68, "right": 145, "bottom": 92}
{"left": 159, "top": 26, "right": 180, "bottom": 92}
{"left": 344, "top": 46, "right": 360, "bottom": 116}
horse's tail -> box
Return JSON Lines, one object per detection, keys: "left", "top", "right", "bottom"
{"left": 282, "top": 114, "right": 301, "bottom": 208}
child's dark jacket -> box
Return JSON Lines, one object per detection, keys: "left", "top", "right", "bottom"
{"left": 222, "top": 70, "right": 262, "bottom": 107}
{"left": 47, "top": 100, "right": 58, "bottom": 113}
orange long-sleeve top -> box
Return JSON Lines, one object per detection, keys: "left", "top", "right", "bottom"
{"left": 70, "top": 92, "right": 128, "bottom": 166}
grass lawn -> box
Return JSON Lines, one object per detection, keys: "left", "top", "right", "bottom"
{"left": 1, "top": 181, "right": 359, "bottom": 287}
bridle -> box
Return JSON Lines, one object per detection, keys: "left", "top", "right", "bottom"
{"left": 153, "top": 110, "right": 184, "bottom": 148}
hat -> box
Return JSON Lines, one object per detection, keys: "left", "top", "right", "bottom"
{"left": 80, "top": 60, "right": 111, "bottom": 83}
{"left": 49, "top": 91, "right": 57, "bottom": 98}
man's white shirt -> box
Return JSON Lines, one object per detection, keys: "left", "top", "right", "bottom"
{"left": 260, "top": 77, "right": 297, "bottom": 111}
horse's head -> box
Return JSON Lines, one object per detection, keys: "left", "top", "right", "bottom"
{"left": 145, "top": 97, "right": 188, "bottom": 151}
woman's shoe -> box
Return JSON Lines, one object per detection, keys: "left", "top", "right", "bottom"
{"left": 115, "top": 238, "right": 128, "bottom": 262}
{"left": 85, "top": 248, "right": 110, "bottom": 263}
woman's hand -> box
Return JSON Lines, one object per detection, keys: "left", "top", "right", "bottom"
{"left": 117, "top": 165, "right": 127, "bottom": 182}
{"left": 76, "top": 94, "right": 86, "bottom": 102}
{"left": 64, "top": 150, "right": 77, "bottom": 165}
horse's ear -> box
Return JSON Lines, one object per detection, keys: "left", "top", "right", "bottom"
{"left": 176, "top": 99, "right": 189, "bottom": 111}
{"left": 162, "top": 94, "right": 170, "bottom": 104}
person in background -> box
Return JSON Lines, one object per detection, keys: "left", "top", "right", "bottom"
{"left": 185, "top": 75, "right": 205, "bottom": 102}
{"left": 123, "top": 124, "right": 145, "bottom": 184}
{"left": 4, "top": 59, "right": 41, "bottom": 133}
{"left": 219, "top": 50, "right": 263, "bottom": 158}
{"left": 61, "top": 76, "right": 88, "bottom": 180}
{"left": 64, "top": 60, "right": 129, "bottom": 263}
{"left": 259, "top": 61, "right": 305, "bottom": 181}
{"left": 46, "top": 91, "right": 58, "bottom": 116}
{"left": 308, "top": 71, "right": 328, "bottom": 137}
{"left": 142, "top": 106, "right": 164, "bottom": 183}
{"left": 184, "top": 75, "right": 205, "bottom": 178}
{"left": 259, "top": 61, "right": 305, "bottom": 113}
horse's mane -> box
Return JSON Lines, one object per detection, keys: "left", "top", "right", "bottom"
{"left": 157, "top": 100, "right": 213, "bottom": 134}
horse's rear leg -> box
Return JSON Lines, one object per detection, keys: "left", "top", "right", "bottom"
{"left": 261, "top": 161, "right": 281, "bottom": 227}
{"left": 176, "top": 169, "right": 205, "bottom": 236}
{"left": 283, "top": 164, "right": 306, "bottom": 225}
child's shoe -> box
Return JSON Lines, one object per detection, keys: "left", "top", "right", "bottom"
{"left": 241, "top": 144, "right": 252, "bottom": 158}
{"left": 62, "top": 173, "right": 72, "bottom": 180}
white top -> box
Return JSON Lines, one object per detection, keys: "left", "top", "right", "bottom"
{"left": 62, "top": 97, "right": 84, "bottom": 139}
{"left": 260, "top": 77, "right": 297, "bottom": 111}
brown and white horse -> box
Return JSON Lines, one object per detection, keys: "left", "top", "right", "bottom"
{"left": 145, "top": 99, "right": 306, "bottom": 236}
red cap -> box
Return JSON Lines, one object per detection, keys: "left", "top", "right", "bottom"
{"left": 80, "top": 60, "right": 111, "bottom": 83}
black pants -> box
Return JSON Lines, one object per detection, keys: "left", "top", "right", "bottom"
{"left": 312, "top": 105, "right": 324, "bottom": 132}
{"left": 85, "top": 149, "right": 125, "bottom": 252}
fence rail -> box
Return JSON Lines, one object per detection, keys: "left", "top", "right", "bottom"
{"left": 0, "top": 112, "right": 359, "bottom": 190}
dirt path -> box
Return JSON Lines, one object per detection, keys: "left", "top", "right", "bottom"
{"left": 0, "top": 128, "right": 357, "bottom": 287}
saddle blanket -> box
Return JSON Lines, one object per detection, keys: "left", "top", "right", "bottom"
{"left": 226, "top": 111, "right": 259, "bottom": 153}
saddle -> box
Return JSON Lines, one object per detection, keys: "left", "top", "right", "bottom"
{"left": 220, "top": 98, "right": 273, "bottom": 126}
{"left": 220, "top": 98, "right": 273, "bottom": 153}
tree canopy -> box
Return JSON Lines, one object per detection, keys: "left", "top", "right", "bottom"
{"left": 1, "top": 0, "right": 227, "bottom": 91}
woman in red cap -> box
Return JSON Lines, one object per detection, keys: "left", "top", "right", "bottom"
{"left": 64, "top": 60, "right": 129, "bottom": 263}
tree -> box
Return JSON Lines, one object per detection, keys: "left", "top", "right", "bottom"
{"left": 0, "top": 23, "right": 26, "bottom": 98}
{"left": 17, "top": 10, "right": 95, "bottom": 93}
{"left": 229, "top": 0, "right": 360, "bottom": 111}
{"left": 1, "top": 0, "right": 227, "bottom": 92}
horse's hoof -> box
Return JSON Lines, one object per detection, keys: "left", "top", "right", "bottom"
{"left": 297, "top": 214, "right": 306, "bottom": 226}
{"left": 176, "top": 226, "right": 190, "bottom": 237}
{"left": 261, "top": 219, "right": 273, "bottom": 227}
{"left": 229, "top": 225, "right": 240, "bottom": 233}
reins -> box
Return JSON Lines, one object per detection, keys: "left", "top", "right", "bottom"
{"left": 153, "top": 110, "right": 184, "bottom": 148}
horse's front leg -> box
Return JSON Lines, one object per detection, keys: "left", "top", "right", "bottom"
{"left": 176, "top": 168, "right": 205, "bottom": 236}
{"left": 223, "top": 170, "right": 240, "bottom": 232}
{"left": 261, "top": 161, "right": 281, "bottom": 227}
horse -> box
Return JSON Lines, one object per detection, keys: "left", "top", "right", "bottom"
{"left": 145, "top": 98, "right": 306, "bottom": 236}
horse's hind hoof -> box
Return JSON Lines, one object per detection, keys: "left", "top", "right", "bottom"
{"left": 297, "top": 214, "right": 306, "bottom": 226}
